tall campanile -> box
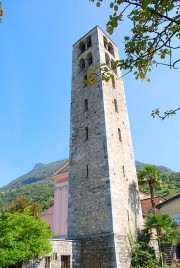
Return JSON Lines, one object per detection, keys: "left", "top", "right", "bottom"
{"left": 68, "top": 26, "right": 142, "bottom": 268}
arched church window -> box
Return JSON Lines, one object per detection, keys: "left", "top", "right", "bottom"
{"left": 79, "top": 58, "right": 85, "bottom": 71}
{"left": 86, "top": 36, "right": 92, "bottom": 49}
{"left": 79, "top": 41, "right": 85, "bottom": 54}
{"left": 86, "top": 52, "right": 93, "bottom": 66}
{"left": 108, "top": 42, "right": 114, "bottom": 56}
{"left": 103, "top": 36, "right": 108, "bottom": 49}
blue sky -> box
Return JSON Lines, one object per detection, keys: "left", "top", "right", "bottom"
{"left": 0, "top": 0, "right": 179, "bottom": 188}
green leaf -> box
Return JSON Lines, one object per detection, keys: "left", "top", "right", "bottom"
{"left": 114, "top": 5, "right": 118, "bottom": 11}
{"left": 110, "top": 2, "right": 114, "bottom": 8}
{"left": 124, "top": 36, "right": 130, "bottom": 41}
{"left": 96, "top": 2, "right": 101, "bottom": 7}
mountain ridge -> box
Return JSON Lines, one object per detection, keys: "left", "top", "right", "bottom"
{"left": 0, "top": 159, "right": 179, "bottom": 212}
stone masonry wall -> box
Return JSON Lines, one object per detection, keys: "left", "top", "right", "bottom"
{"left": 23, "top": 239, "right": 81, "bottom": 268}
{"left": 68, "top": 26, "right": 113, "bottom": 237}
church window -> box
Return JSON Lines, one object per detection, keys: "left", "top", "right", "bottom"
{"left": 85, "top": 127, "right": 89, "bottom": 140}
{"left": 86, "top": 36, "right": 92, "bottom": 49}
{"left": 118, "top": 128, "right": 122, "bottom": 142}
{"left": 114, "top": 99, "right": 118, "bottom": 113}
{"left": 84, "top": 99, "right": 88, "bottom": 111}
{"left": 79, "top": 41, "right": 85, "bottom": 54}
{"left": 86, "top": 52, "right": 93, "bottom": 66}
{"left": 108, "top": 42, "right": 115, "bottom": 56}
{"left": 79, "top": 58, "right": 85, "bottom": 71}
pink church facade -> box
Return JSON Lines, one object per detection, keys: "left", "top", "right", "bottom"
{"left": 40, "top": 161, "right": 69, "bottom": 236}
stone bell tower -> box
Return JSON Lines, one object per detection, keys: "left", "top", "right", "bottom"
{"left": 68, "top": 26, "right": 142, "bottom": 268}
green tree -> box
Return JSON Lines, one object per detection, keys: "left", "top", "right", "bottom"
{"left": 7, "top": 196, "right": 42, "bottom": 218}
{"left": 144, "top": 213, "right": 179, "bottom": 266}
{"left": 0, "top": 210, "right": 53, "bottom": 268}
{"left": 137, "top": 165, "right": 163, "bottom": 212}
{"left": 90, "top": 0, "right": 180, "bottom": 118}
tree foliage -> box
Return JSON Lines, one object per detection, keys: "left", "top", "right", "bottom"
{"left": 91, "top": 0, "right": 180, "bottom": 77}
{"left": 144, "top": 213, "right": 179, "bottom": 245}
{"left": 90, "top": 0, "right": 180, "bottom": 118}
{"left": 0, "top": 210, "right": 53, "bottom": 268}
{"left": 131, "top": 213, "right": 179, "bottom": 267}
{"left": 0, "top": 2, "right": 3, "bottom": 23}
{"left": 137, "top": 165, "right": 163, "bottom": 212}
{"left": 6, "top": 196, "right": 42, "bottom": 218}
{"left": 144, "top": 213, "right": 179, "bottom": 266}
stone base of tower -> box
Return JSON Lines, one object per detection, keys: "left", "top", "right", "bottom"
{"left": 70, "top": 233, "right": 131, "bottom": 268}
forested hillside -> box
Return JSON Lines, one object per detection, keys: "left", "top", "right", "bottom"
{"left": 0, "top": 159, "right": 179, "bottom": 213}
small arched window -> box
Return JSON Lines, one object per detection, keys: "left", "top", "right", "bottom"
{"left": 86, "top": 36, "right": 92, "bottom": 49}
{"left": 103, "top": 36, "right": 108, "bottom": 49}
{"left": 79, "top": 58, "right": 85, "bottom": 71}
{"left": 79, "top": 41, "right": 85, "bottom": 54}
{"left": 105, "top": 53, "right": 110, "bottom": 67}
{"left": 86, "top": 52, "right": 92, "bottom": 66}
{"left": 108, "top": 42, "right": 114, "bottom": 56}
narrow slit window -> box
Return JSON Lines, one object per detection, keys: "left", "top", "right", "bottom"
{"left": 86, "top": 164, "right": 89, "bottom": 178}
{"left": 114, "top": 99, "right": 118, "bottom": 113}
{"left": 84, "top": 99, "right": 88, "bottom": 111}
{"left": 84, "top": 75, "right": 87, "bottom": 86}
{"left": 112, "top": 76, "right": 115, "bottom": 89}
{"left": 118, "top": 128, "right": 122, "bottom": 142}
{"left": 122, "top": 165, "right": 125, "bottom": 177}
{"left": 85, "top": 127, "right": 89, "bottom": 140}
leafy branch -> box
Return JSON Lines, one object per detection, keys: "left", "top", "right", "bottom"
{"left": 89, "top": 0, "right": 180, "bottom": 119}
{"left": 151, "top": 107, "right": 180, "bottom": 120}
{"left": 0, "top": 2, "right": 3, "bottom": 23}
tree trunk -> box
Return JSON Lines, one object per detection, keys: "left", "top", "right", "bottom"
{"left": 148, "top": 181, "right": 156, "bottom": 213}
